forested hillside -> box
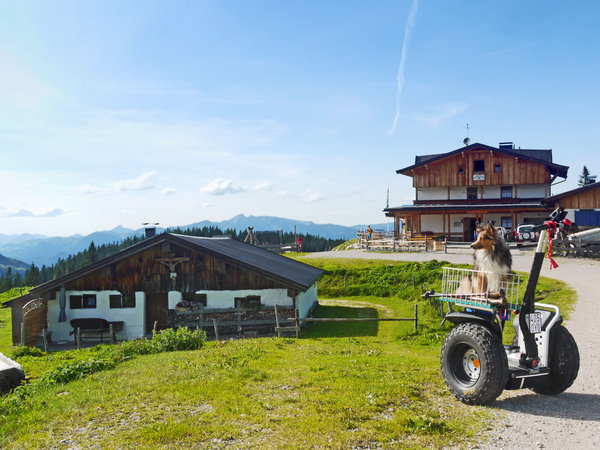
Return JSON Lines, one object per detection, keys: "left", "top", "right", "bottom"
{"left": 0, "top": 227, "right": 343, "bottom": 292}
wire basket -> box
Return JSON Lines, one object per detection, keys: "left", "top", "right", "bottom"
{"left": 437, "top": 267, "right": 522, "bottom": 311}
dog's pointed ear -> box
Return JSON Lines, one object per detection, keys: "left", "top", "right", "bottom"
{"left": 486, "top": 222, "right": 496, "bottom": 236}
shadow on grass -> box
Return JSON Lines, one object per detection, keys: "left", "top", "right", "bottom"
{"left": 301, "top": 304, "right": 379, "bottom": 338}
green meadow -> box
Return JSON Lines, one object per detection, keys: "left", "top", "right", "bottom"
{"left": 0, "top": 259, "right": 576, "bottom": 448}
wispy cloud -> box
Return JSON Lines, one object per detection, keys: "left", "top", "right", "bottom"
{"left": 200, "top": 178, "right": 244, "bottom": 196}
{"left": 389, "top": 0, "right": 419, "bottom": 135}
{"left": 0, "top": 207, "right": 65, "bottom": 218}
{"left": 78, "top": 172, "right": 157, "bottom": 194}
{"left": 406, "top": 103, "right": 468, "bottom": 126}
{"left": 161, "top": 187, "right": 176, "bottom": 196}
{"left": 251, "top": 181, "right": 274, "bottom": 192}
{"left": 302, "top": 189, "right": 324, "bottom": 203}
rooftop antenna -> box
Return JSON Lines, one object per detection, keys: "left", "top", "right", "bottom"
{"left": 463, "top": 123, "right": 471, "bottom": 146}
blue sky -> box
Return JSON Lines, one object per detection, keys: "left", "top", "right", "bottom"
{"left": 1, "top": 0, "right": 599, "bottom": 236}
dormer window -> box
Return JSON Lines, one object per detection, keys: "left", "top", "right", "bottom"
{"left": 494, "top": 164, "right": 502, "bottom": 173}
{"left": 474, "top": 160, "right": 485, "bottom": 172}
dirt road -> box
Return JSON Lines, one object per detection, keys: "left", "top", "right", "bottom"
{"left": 303, "top": 249, "right": 600, "bottom": 449}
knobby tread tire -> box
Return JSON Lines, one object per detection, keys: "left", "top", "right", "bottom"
{"left": 530, "top": 325, "right": 579, "bottom": 395}
{"left": 441, "top": 322, "right": 508, "bottom": 405}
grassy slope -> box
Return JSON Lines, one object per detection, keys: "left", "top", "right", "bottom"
{"left": 0, "top": 259, "right": 576, "bottom": 448}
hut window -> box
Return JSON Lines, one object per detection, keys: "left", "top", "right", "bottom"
{"left": 494, "top": 164, "right": 502, "bottom": 173}
{"left": 473, "top": 160, "right": 485, "bottom": 172}
{"left": 109, "top": 295, "right": 122, "bottom": 308}
{"left": 467, "top": 187, "right": 478, "bottom": 200}
{"left": 458, "top": 166, "right": 464, "bottom": 174}
{"left": 82, "top": 294, "right": 97, "bottom": 309}
{"left": 110, "top": 294, "right": 136, "bottom": 308}
{"left": 235, "top": 296, "right": 261, "bottom": 308}
{"left": 195, "top": 293, "right": 207, "bottom": 307}
{"left": 501, "top": 216, "right": 512, "bottom": 230}
{"left": 69, "top": 295, "right": 83, "bottom": 309}
{"left": 501, "top": 186, "right": 513, "bottom": 198}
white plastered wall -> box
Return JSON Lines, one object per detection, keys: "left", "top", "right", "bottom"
{"left": 449, "top": 187, "right": 466, "bottom": 200}
{"left": 517, "top": 184, "right": 546, "bottom": 198}
{"left": 417, "top": 187, "right": 448, "bottom": 200}
{"left": 420, "top": 215, "right": 444, "bottom": 233}
{"left": 296, "top": 283, "right": 318, "bottom": 318}
{"left": 170, "top": 284, "right": 319, "bottom": 319}
{"left": 47, "top": 290, "right": 146, "bottom": 342}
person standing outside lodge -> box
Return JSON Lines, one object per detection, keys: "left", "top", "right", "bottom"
{"left": 367, "top": 225, "right": 373, "bottom": 240}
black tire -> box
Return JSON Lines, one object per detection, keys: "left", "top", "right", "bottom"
{"left": 441, "top": 322, "right": 508, "bottom": 405}
{"left": 530, "top": 325, "right": 579, "bottom": 395}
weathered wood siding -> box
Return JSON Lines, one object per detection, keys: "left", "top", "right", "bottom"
{"left": 408, "top": 150, "right": 551, "bottom": 188}
{"left": 64, "top": 242, "right": 290, "bottom": 295}
{"left": 550, "top": 186, "right": 600, "bottom": 209}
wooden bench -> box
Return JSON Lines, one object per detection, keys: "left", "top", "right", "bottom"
{"left": 69, "top": 318, "right": 124, "bottom": 343}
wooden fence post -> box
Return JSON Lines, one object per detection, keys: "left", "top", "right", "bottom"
{"left": 425, "top": 235, "right": 428, "bottom": 252}
{"left": 294, "top": 308, "right": 300, "bottom": 338}
{"left": 76, "top": 327, "right": 82, "bottom": 349}
{"left": 414, "top": 304, "right": 418, "bottom": 331}
{"left": 274, "top": 304, "right": 281, "bottom": 337}
{"left": 42, "top": 328, "right": 48, "bottom": 352}
{"left": 20, "top": 322, "right": 25, "bottom": 346}
{"left": 109, "top": 323, "right": 115, "bottom": 345}
{"left": 213, "top": 319, "right": 220, "bottom": 341}
{"left": 444, "top": 239, "right": 448, "bottom": 254}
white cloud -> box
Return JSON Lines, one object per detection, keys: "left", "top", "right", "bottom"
{"left": 200, "top": 178, "right": 244, "bottom": 196}
{"left": 302, "top": 189, "right": 324, "bottom": 203}
{"left": 113, "top": 171, "right": 157, "bottom": 192}
{"left": 0, "top": 207, "right": 66, "bottom": 218}
{"left": 161, "top": 187, "right": 176, "bottom": 196}
{"left": 274, "top": 190, "right": 289, "bottom": 198}
{"left": 251, "top": 181, "right": 274, "bottom": 192}
{"left": 201, "top": 202, "right": 216, "bottom": 207}
{"left": 77, "top": 172, "right": 158, "bottom": 194}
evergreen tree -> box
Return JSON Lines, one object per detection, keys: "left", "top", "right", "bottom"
{"left": 578, "top": 166, "right": 595, "bottom": 186}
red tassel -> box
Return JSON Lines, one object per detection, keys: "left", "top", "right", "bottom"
{"left": 547, "top": 224, "right": 559, "bottom": 269}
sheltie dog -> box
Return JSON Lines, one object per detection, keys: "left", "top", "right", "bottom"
{"left": 457, "top": 222, "right": 512, "bottom": 294}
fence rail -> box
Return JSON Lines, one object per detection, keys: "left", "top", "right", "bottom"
{"left": 356, "top": 231, "right": 441, "bottom": 252}
{"left": 551, "top": 239, "right": 600, "bottom": 258}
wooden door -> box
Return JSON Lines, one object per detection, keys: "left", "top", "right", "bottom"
{"left": 463, "top": 218, "right": 477, "bottom": 242}
{"left": 146, "top": 293, "right": 168, "bottom": 332}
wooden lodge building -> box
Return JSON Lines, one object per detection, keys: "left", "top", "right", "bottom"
{"left": 543, "top": 181, "right": 600, "bottom": 226}
{"left": 384, "top": 142, "right": 569, "bottom": 241}
{"left": 4, "top": 233, "right": 323, "bottom": 346}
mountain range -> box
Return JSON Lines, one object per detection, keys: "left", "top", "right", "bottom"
{"left": 0, "top": 215, "right": 391, "bottom": 267}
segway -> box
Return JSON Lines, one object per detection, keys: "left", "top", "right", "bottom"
{"left": 424, "top": 207, "right": 580, "bottom": 405}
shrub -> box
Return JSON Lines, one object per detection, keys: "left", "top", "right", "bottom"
{"left": 11, "top": 346, "right": 45, "bottom": 359}
{"left": 149, "top": 327, "right": 206, "bottom": 352}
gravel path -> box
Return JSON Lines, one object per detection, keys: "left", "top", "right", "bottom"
{"left": 303, "top": 249, "right": 600, "bottom": 449}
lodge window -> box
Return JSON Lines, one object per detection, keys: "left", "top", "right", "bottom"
{"left": 458, "top": 166, "right": 464, "bottom": 174}
{"left": 110, "top": 294, "right": 136, "bottom": 308}
{"left": 501, "top": 217, "right": 512, "bottom": 230}
{"left": 70, "top": 294, "right": 97, "bottom": 309}
{"left": 494, "top": 164, "right": 502, "bottom": 173}
{"left": 501, "top": 186, "right": 513, "bottom": 198}
{"left": 235, "top": 296, "right": 262, "bottom": 308}
{"left": 467, "top": 187, "right": 478, "bottom": 200}
{"left": 473, "top": 160, "right": 485, "bottom": 172}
